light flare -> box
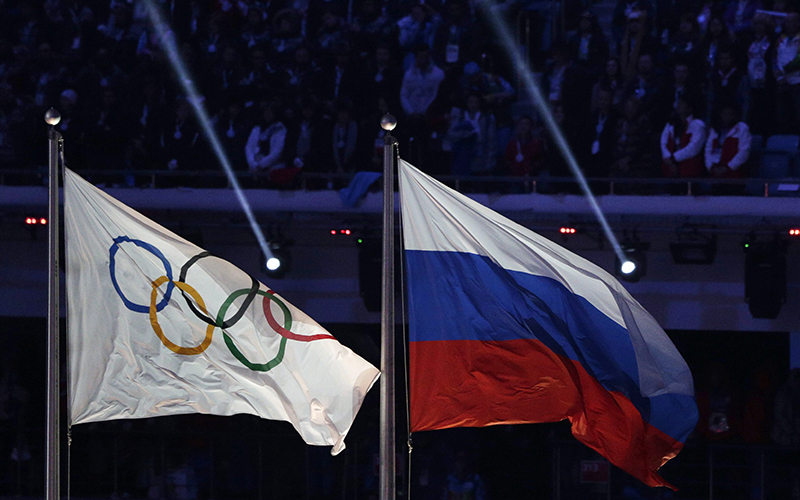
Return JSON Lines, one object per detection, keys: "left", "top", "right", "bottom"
{"left": 142, "top": 0, "right": 275, "bottom": 264}
{"left": 478, "top": 1, "right": 628, "bottom": 265}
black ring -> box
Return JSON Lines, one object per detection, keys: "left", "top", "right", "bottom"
{"left": 178, "top": 252, "right": 259, "bottom": 329}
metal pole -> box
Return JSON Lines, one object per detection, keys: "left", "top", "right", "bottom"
{"left": 709, "top": 446, "right": 714, "bottom": 500}
{"left": 45, "top": 107, "right": 62, "bottom": 500}
{"left": 379, "top": 113, "right": 398, "bottom": 500}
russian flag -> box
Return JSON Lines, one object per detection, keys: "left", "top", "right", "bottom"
{"left": 399, "top": 160, "right": 698, "bottom": 488}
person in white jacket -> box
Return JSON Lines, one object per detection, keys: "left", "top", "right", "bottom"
{"left": 660, "top": 95, "right": 707, "bottom": 178}
{"left": 705, "top": 103, "right": 751, "bottom": 178}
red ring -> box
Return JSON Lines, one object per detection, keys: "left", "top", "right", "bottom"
{"left": 262, "top": 292, "right": 336, "bottom": 342}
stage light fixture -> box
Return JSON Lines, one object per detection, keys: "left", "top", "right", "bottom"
{"left": 790, "top": 228, "right": 799, "bottom": 236}
{"left": 614, "top": 241, "right": 649, "bottom": 283}
{"left": 261, "top": 243, "right": 291, "bottom": 279}
{"left": 670, "top": 230, "right": 717, "bottom": 265}
{"left": 744, "top": 236, "right": 787, "bottom": 319}
{"left": 559, "top": 227, "right": 576, "bottom": 235}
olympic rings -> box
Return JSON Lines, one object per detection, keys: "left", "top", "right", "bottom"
{"left": 110, "top": 236, "right": 174, "bottom": 313}
{"left": 149, "top": 276, "right": 214, "bottom": 355}
{"left": 216, "top": 288, "right": 288, "bottom": 372}
{"left": 109, "top": 238, "right": 337, "bottom": 371}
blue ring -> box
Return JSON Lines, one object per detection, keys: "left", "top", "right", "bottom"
{"left": 109, "top": 236, "right": 174, "bottom": 313}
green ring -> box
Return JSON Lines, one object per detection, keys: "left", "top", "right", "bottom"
{"left": 216, "top": 289, "right": 291, "bottom": 372}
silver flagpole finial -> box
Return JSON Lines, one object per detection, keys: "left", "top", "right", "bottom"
{"left": 45, "top": 108, "right": 62, "bottom": 126}
{"left": 380, "top": 113, "right": 397, "bottom": 132}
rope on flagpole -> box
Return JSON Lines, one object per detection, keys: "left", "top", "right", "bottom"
{"left": 396, "top": 148, "right": 414, "bottom": 500}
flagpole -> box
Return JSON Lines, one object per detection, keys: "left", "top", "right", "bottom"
{"left": 45, "top": 108, "right": 62, "bottom": 500}
{"left": 379, "top": 113, "right": 397, "bottom": 500}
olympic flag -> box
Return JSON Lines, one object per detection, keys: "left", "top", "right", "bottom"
{"left": 64, "top": 168, "right": 379, "bottom": 454}
{"left": 399, "top": 160, "right": 697, "bottom": 488}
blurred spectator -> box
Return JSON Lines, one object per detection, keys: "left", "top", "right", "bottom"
{"left": 543, "top": 44, "right": 576, "bottom": 105}
{"left": 612, "top": 0, "right": 653, "bottom": 47}
{"left": 442, "top": 451, "right": 486, "bottom": 500}
{"left": 445, "top": 93, "right": 496, "bottom": 176}
{"left": 624, "top": 52, "right": 662, "bottom": 116}
{"left": 619, "top": 10, "right": 657, "bottom": 80}
{"left": 774, "top": 11, "right": 800, "bottom": 134}
{"left": 239, "top": 6, "right": 270, "bottom": 50}
{"left": 663, "top": 61, "right": 694, "bottom": 117}
{"left": 705, "top": 102, "right": 751, "bottom": 179}
{"left": 708, "top": 45, "right": 749, "bottom": 121}
{"left": 238, "top": 46, "right": 276, "bottom": 106}
{"left": 592, "top": 57, "right": 625, "bottom": 109}
{"left": 401, "top": 43, "right": 445, "bottom": 155}
{"left": 460, "top": 60, "right": 515, "bottom": 134}
{"left": 746, "top": 13, "right": 775, "bottom": 136}
{"left": 332, "top": 102, "right": 358, "bottom": 174}
{"left": 401, "top": 44, "right": 444, "bottom": 117}
{"left": 99, "top": 2, "right": 145, "bottom": 71}
{"left": 655, "top": 0, "right": 703, "bottom": 44}
{"left": 504, "top": 115, "right": 544, "bottom": 178}
{"left": 84, "top": 86, "right": 131, "bottom": 174}
{"left": 570, "top": 11, "right": 608, "bottom": 74}
{"left": 432, "top": 0, "right": 477, "bottom": 68}
{"left": 278, "top": 45, "right": 321, "bottom": 109}
{"left": 578, "top": 87, "right": 618, "bottom": 178}
{"left": 661, "top": 94, "right": 707, "bottom": 178}
{"left": 362, "top": 43, "right": 403, "bottom": 116}
{"left": 349, "top": 0, "right": 394, "bottom": 56}
{"left": 295, "top": 98, "right": 334, "bottom": 188}
{"left": 611, "top": 95, "right": 660, "bottom": 179}
{"left": 397, "top": 4, "right": 439, "bottom": 55}
{"left": 245, "top": 100, "right": 287, "bottom": 176}
{"left": 316, "top": 9, "right": 345, "bottom": 54}
{"left": 724, "top": 0, "right": 762, "bottom": 37}
{"left": 29, "top": 42, "right": 66, "bottom": 109}
{"left": 57, "top": 88, "right": 83, "bottom": 167}
{"left": 665, "top": 13, "right": 701, "bottom": 68}
{"left": 215, "top": 99, "right": 250, "bottom": 172}
{"left": 161, "top": 98, "right": 202, "bottom": 177}
{"left": 209, "top": 45, "right": 244, "bottom": 108}
{"left": 270, "top": 8, "right": 304, "bottom": 66}
{"left": 0, "top": 85, "right": 18, "bottom": 167}
{"left": 696, "top": 362, "right": 740, "bottom": 441}
{"left": 700, "top": 15, "right": 735, "bottom": 82}
{"left": 317, "top": 42, "right": 360, "bottom": 105}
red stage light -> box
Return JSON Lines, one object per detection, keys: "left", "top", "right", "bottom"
{"left": 790, "top": 229, "right": 800, "bottom": 236}
{"left": 330, "top": 230, "right": 337, "bottom": 235}
{"left": 559, "top": 227, "right": 576, "bottom": 234}
{"left": 40, "top": 218, "right": 47, "bottom": 225}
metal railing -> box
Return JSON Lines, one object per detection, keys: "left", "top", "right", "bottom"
{"left": 2, "top": 167, "right": 799, "bottom": 197}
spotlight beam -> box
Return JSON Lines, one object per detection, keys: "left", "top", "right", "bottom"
{"left": 477, "top": 2, "right": 628, "bottom": 266}
{"left": 143, "top": 0, "right": 275, "bottom": 263}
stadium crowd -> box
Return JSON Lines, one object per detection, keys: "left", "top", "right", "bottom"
{"left": 0, "top": 0, "right": 798, "bottom": 189}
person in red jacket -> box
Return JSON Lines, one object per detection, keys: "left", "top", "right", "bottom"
{"left": 705, "top": 103, "right": 752, "bottom": 178}
{"left": 504, "top": 115, "right": 545, "bottom": 178}
{"left": 660, "top": 95, "right": 707, "bottom": 178}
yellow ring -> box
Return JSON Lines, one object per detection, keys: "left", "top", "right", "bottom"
{"left": 149, "top": 275, "right": 214, "bottom": 355}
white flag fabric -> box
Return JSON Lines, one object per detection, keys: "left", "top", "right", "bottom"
{"left": 65, "top": 168, "right": 379, "bottom": 454}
